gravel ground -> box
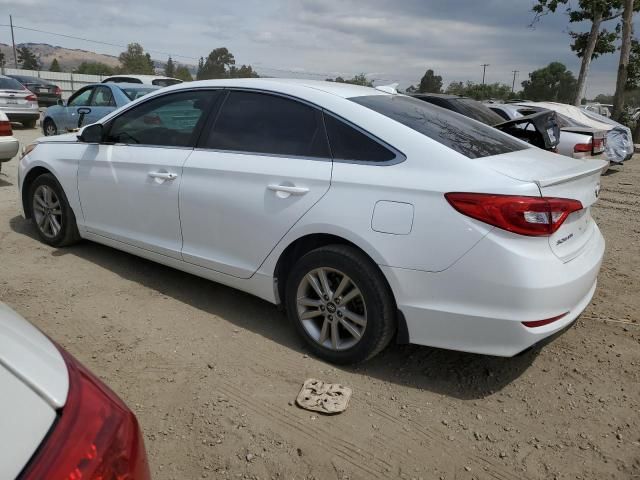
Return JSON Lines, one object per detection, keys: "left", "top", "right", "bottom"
{"left": 1, "top": 124, "right": 639, "bottom": 480}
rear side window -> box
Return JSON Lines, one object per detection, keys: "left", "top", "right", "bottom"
{"left": 205, "top": 91, "right": 330, "bottom": 158}
{"left": 454, "top": 98, "right": 506, "bottom": 126}
{"left": 324, "top": 114, "right": 396, "bottom": 162}
{"left": 490, "top": 107, "right": 511, "bottom": 121}
{"left": 351, "top": 95, "right": 527, "bottom": 159}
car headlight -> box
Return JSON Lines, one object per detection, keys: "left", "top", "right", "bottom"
{"left": 21, "top": 143, "right": 38, "bottom": 160}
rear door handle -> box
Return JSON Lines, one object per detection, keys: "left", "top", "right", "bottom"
{"left": 149, "top": 171, "right": 178, "bottom": 180}
{"left": 267, "top": 184, "right": 309, "bottom": 195}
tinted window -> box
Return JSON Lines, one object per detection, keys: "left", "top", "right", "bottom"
{"left": 68, "top": 88, "right": 93, "bottom": 107}
{"left": 106, "top": 90, "right": 215, "bottom": 147}
{"left": 489, "top": 107, "right": 511, "bottom": 121}
{"left": 91, "top": 86, "right": 116, "bottom": 107}
{"left": 122, "top": 87, "right": 157, "bottom": 100}
{"left": 351, "top": 95, "right": 527, "bottom": 159}
{"left": 206, "top": 91, "right": 329, "bottom": 158}
{"left": 453, "top": 98, "right": 506, "bottom": 126}
{"left": 324, "top": 114, "right": 396, "bottom": 162}
{"left": 0, "top": 77, "right": 25, "bottom": 90}
{"left": 105, "top": 77, "right": 142, "bottom": 84}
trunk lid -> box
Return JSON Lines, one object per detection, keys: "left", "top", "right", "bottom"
{"left": 478, "top": 148, "right": 608, "bottom": 262}
{"left": 0, "top": 89, "right": 32, "bottom": 109}
{"left": 494, "top": 110, "right": 560, "bottom": 151}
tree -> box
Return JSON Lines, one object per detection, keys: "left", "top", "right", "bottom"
{"left": 164, "top": 56, "right": 175, "bottom": 77}
{"left": 417, "top": 69, "right": 443, "bottom": 93}
{"left": 118, "top": 43, "right": 155, "bottom": 74}
{"left": 326, "top": 73, "right": 372, "bottom": 86}
{"left": 593, "top": 93, "right": 614, "bottom": 102}
{"left": 196, "top": 57, "right": 204, "bottom": 79}
{"left": 17, "top": 46, "right": 40, "bottom": 70}
{"left": 49, "top": 58, "right": 61, "bottom": 72}
{"left": 74, "top": 61, "right": 115, "bottom": 75}
{"left": 531, "top": 0, "right": 630, "bottom": 106}
{"left": 197, "top": 48, "right": 235, "bottom": 79}
{"left": 174, "top": 65, "right": 193, "bottom": 81}
{"left": 0, "top": 51, "right": 5, "bottom": 68}
{"left": 445, "top": 81, "right": 516, "bottom": 100}
{"left": 228, "top": 64, "right": 259, "bottom": 78}
{"left": 612, "top": 0, "right": 635, "bottom": 120}
{"left": 521, "top": 62, "right": 578, "bottom": 102}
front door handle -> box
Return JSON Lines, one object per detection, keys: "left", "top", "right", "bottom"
{"left": 149, "top": 171, "right": 178, "bottom": 180}
{"left": 267, "top": 184, "right": 309, "bottom": 195}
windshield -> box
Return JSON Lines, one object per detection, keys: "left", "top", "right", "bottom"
{"left": 122, "top": 87, "right": 158, "bottom": 100}
{"left": 454, "top": 98, "right": 506, "bottom": 126}
{"left": 0, "top": 77, "right": 26, "bottom": 90}
{"left": 350, "top": 95, "right": 527, "bottom": 159}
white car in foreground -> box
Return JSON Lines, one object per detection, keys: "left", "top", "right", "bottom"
{"left": 0, "top": 110, "right": 19, "bottom": 172}
{"left": 0, "top": 302, "right": 150, "bottom": 479}
{"left": 18, "top": 79, "right": 607, "bottom": 364}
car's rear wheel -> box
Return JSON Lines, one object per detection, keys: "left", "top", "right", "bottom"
{"left": 23, "top": 119, "right": 37, "bottom": 129}
{"left": 29, "top": 174, "right": 80, "bottom": 247}
{"left": 286, "top": 245, "right": 396, "bottom": 364}
{"left": 43, "top": 118, "right": 57, "bottom": 136}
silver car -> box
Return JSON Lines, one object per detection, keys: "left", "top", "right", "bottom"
{"left": 0, "top": 75, "right": 40, "bottom": 128}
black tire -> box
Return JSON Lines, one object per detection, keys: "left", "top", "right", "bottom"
{"left": 43, "top": 118, "right": 57, "bottom": 136}
{"left": 29, "top": 173, "right": 80, "bottom": 247}
{"left": 23, "top": 119, "right": 37, "bottom": 129}
{"left": 285, "top": 244, "right": 396, "bottom": 364}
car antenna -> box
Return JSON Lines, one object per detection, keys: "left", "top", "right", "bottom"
{"left": 375, "top": 83, "right": 399, "bottom": 94}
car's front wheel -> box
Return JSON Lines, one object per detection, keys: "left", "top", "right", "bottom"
{"left": 43, "top": 118, "right": 57, "bottom": 136}
{"left": 29, "top": 174, "right": 80, "bottom": 247}
{"left": 286, "top": 245, "right": 397, "bottom": 364}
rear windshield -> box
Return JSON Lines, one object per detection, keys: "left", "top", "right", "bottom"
{"left": 152, "top": 79, "right": 182, "bottom": 87}
{"left": 122, "top": 87, "right": 158, "bottom": 100}
{"left": 0, "top": 77, "right": 25, "bottom": 90}
{"left": 453, "top": 98, "right": 506, "bottom": 126}
{"left": 351, "top": 95, "right": 527, "bottom": 159}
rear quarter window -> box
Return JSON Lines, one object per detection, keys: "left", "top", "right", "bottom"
{"left": 351, "top": 95, "right": 527, "bottom": 159}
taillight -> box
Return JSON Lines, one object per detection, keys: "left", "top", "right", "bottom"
{"left": 54, "top": 86, "right": 62, "bottom": 95}
{"left": 592, "top": 137, "right": 605, "bottom": 154}
{"left": 26, "top": 94, "right": 38, "bottom": 102}
{"left": 522, "top": 312, "right": 568, "bottom": 328}
{"left": 573, "top": 142, "right": 592, "bottom": 153}
{"left": 20, "top": 347, "right": 151, "bottom": 480}
{"left": 0, "top": 120, "right": 12, "bottom": 136}
{"left": 445, "top": 193, "right": 583, "bottom": 237}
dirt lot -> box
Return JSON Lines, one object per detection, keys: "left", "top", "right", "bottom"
{"left": 1, "top": 125, "right": 639, "bottom": 480}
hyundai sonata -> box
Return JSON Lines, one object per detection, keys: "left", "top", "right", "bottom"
{"left": 18, "top": 79, "right": 606, "bottom": 364}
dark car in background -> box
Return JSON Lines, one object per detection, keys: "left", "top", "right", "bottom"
{"left": 7, "top": 74, "right": 62, "bottom": 107}
{"left": 412, "top": 93, "right": 560, "bottom": 152}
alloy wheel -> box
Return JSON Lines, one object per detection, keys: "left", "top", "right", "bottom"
{"left": 33, "top": 185, "right": 63, "bottom": 239}
{"left": 44, "top": 121, "right": 56, "bottom": 136}
{"left": 296, "top": 267, "right": 367, "bottom": 351}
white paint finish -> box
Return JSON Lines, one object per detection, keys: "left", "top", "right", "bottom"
{"left": 0, "top": 303, "right": 68, "bottom": 408}
{"left": 371, "top": 200, "right": 414, "bottom": 235}
{"left": 181, "top": 151, "right": 332, "bottom": 278}
{"left": 0, "top": 364, "right": 57, "bottom": 480}
{"left": 77, "top": 144, "right": 188, "bottom": 259}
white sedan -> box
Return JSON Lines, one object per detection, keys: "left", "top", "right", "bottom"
{"left": 18, "top": 78, "right": 607, "bottom": 364}
{"left": 0, "top": 302, "right": 150, "bottom": 479}
{"left": 0, "top": 110, "right": 19, "bottom": 172}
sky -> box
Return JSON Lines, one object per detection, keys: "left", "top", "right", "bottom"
{"left": 1, "top": 0, "right": 637, "bottom": 97}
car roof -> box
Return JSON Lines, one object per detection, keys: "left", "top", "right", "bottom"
{"left": 103, "top": 74, "right": 180, "bottom": 81}
{"left": 154, "top": 77, "right": 388, "bottom": 99}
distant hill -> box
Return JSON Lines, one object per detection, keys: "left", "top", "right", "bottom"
{"left": 0, "top": 42, "right": 122, "bottom": 71}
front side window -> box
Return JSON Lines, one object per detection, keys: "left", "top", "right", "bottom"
{"left": 323, "top": 114, "right": 396, "bottom": 162}
{"left": 351, "top": 95, "right": 527, "bottom": 159}
{"left": 205, "top": 91, "right": 330, "bottom": 158}
{"left": 68, "top": 88, "right": 94, "bottom": 107}
{"left": 91, "top": 86, "right": 115, "bottom": 107}
{"left": 106, "top": 90, "right": 215, "bottom": 147}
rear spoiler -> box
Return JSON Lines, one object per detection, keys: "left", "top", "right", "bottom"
{"left": 535, "top": 160, "right": 609, "bottom": 188}
{"left": 494, "top": 111, "right": 560, "bottom": 151}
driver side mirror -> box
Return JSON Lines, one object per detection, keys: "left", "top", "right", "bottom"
{"left": 78, "top": 124, "right": 103, "bottom": 143}
{"left": 57, "top": 98, "right": 65, "bottom": 107}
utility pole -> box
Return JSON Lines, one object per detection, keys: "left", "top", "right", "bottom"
{"left": 481, "top": 64, "right": 489, "bottom": 99}
{"left": 511, "top": 70, "right": 519, "bottom": 93}
{"left": 10, "top": 15, "right": 18, "bottom": 68}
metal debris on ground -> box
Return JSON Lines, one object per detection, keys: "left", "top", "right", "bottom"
{"left": 295, "top": 378, "right": 352, "bottom": 414}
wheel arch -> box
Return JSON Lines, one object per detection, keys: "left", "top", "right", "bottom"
{"left": 21, "top": 166, "right": 55, "bottom": 219}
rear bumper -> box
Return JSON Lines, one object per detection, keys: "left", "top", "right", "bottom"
{"left": 4, "top": 112, "right": 40, "bottom": 123}
{"left": 382, "top": 224, "right": 605, "bottom": 357}
{"left": 0, "top": 137, "right": 19, "bottom": 161}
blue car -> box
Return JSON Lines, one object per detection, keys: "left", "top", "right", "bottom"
{"left": 42, "top": 82, "right": 159, "bottom": 136}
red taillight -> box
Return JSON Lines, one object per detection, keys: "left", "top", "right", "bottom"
{"left": 445, "top": 193, "right": 583, "bottom": 237}
{"left": 522, "top": 312, "right": 569, "bottom": 328}
{"left": 20, "top": 347, "right": 151, "bottom": 480}
{"left": 0, "top": 120, "right": 12, "bottom": 136}
{"left": 592, "top": 137, "right": 605, "bottom": 154}
{"left": 573, "top": 142, "right": 592, "bottom": 153}
{"left": 25, "top": 94, "right": 38, "bottom": 102}
{"left": 54, "top": 86, "right": 62, "bottom": 95}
